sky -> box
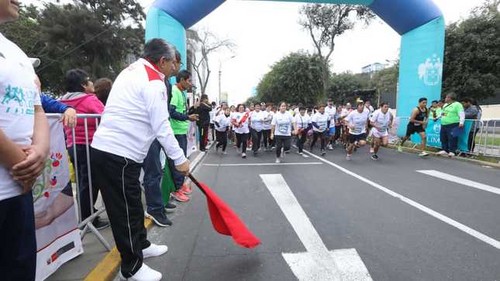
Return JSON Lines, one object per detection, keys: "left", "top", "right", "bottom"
{"left": 25, "top": 0, "right": 484, "bottom": 104}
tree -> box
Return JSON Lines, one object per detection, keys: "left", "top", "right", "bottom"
{"left": 256, "top": 52, "right": 325, "bottom": 105}
{"left": 299, "top": 4, "right": 375, "bottom": 96}
{"left": 442, "top": 0, "right": 500, "bottom": 101}
{"left": 369, "top": 63, "right": 399, "bottom": 106}
{"left": 187, "top": 29, "right": 235, "bottom": 96}
{"left": 0, "top": 5, "right": 43, "bottom": 57}
{"left": 327, "top": 72, "right": 368, "bottom": 104}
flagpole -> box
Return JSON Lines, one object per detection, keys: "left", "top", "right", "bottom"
{"left": 188, "top": 173, "right": 207, "bottom": 196}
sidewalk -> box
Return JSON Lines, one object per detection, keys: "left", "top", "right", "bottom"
{"left": 46, "top": 148, "right": 207, "bottom": 281}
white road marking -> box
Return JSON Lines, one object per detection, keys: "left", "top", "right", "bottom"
{"left": 416, "top": 170, "right": 500, "bottom": 196}
{"left": 204, "top": 162, "right": 322, "bottom": 167}
{"left": 261, "top": 174, "right": 372, "bottom": 281}
{"left": 304, "top": 150, "right": 500, "bottom": 250}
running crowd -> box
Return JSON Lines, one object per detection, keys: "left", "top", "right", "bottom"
{"left": 0, "top": 3, "right": 482, "bottom": 279}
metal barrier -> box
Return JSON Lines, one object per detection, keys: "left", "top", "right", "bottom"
{"left": 46, "top": 113, "right": 111, "bottom": 251}
{"left": 474, "top": 119, "right": 500, "bottom": 157}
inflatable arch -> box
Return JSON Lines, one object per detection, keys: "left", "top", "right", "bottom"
{"left": 145, "top": 0, "right": 445, "bottom": 118}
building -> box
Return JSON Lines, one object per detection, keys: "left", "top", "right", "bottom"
{"left": 361, "top": 62, "right": 387, "bottom": 74}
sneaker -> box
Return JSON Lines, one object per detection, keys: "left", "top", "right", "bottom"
{"left": 171, "top": 190, "right": 190, "bottom": 202}
{"left": 93, "top": 217, "right": 110, "bottom": 230}
{"left": 369, "top": 147, "right": 375, "bottom": 154}
{"left": 284, "top": 150, "right": 290, "bottom": 154}
{"left": 143, "top": 243, "right": 168, "bottom": 259}
{"left": 327, "top": 144, "right": 333, "bottom": 150}
{"left": 397, "top": 146, "right": 403, "bottom": 152}
{"left": 180, "top": 183, "right": 192, "bottom": 195}
{"left": 144, "top": 210, "right": 172, "bottom": 227}
{"left": 436, "top": 150, "right": 448, "bottom": 155}
{"left": 119, "top": 263, "right": 162, "bottom": 281}
{"left": 298, "top": 152, "right": 303, "bottom": 155}
{"left": 346, "top": 154, "right": 352, "bottom": 161}
{"left": 321, "top": 149, "right": 326, "bottom": 156}
{"left": 371, "top": 154, "right": 379, "bottom": 161}
{"left": 165, "top": 201, "right": 176, "bottom": 213}
{"left": 275, "top": 158, "right": 281, "bottom": 163}
{"left": 222, "top": 151, "right": 227, "bottom": 155}
{"left": 418, "top": 151, "right": 429, "bottom": 157}
{"left": 448, "top": 152, "right": 455, "bottom": 157}
{"left": 242, "top": 153, "right": 246, "bottom": 158}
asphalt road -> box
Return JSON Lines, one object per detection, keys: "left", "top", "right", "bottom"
{"left": 135, "top": 142, "right": 500, "bottom": 281}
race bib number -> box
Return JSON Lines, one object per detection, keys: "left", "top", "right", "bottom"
{"left": 278, "top": 124, "right": 288, "bottom": 134}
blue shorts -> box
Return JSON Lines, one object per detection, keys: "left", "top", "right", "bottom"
{"left": 327, "top": 127, "right": 336, "bottom": 137}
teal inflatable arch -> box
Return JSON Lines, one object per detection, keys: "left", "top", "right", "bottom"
{"left": 145, "top": 0, "right": 445, "bottom": 118}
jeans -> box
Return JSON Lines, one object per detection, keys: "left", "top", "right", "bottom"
{"left": 143, "top": 139, "right": 164, "bottom": 213}
{"left": 440, "top": 123, "right": 459, "bottom": 153}
{"left": 168, "top": 134, "right": 187, "bottom": 190}
{"left": 0, "top": 193, "right": 36, "bottom": 281}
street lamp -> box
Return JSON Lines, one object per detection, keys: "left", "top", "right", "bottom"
{"left": 218, "top": 55, "right": 236, "bottom": 104}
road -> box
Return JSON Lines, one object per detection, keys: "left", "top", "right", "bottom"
{"left": 136, "top": 143, "right": 500, "bottom": 281}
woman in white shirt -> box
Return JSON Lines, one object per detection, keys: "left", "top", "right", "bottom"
{"left": 310, "top": 104, "right": 330, "bottom": 156}
{"left": 270, "top": 102, "right": 297, "bottom": 163}
{"left": 214, "top": 108, "right": 231, "bottom": 154}
{"left": 231, "top": 104, "right": 250, "bottom": 158}
{"left": 250, "top": 103, "right": 265, "bottom": 155}
{"left": 261, "top": 104, "right": 274, "bottom": 151}
{"left": 295, "top": 107, "right": 311, "bottom": 154}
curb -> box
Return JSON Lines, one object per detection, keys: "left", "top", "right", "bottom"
{"left": 84, "top": 149, "right": 209, "bottom": 281}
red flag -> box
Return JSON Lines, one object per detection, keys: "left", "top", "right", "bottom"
{"left": 189, "top": 174, "right": 261, "bottom": 248}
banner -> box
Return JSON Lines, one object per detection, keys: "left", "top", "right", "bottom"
{"left": 33, "top": 118, "right": 83, "bottom": 281}
{"left": 409, "top": 119, "right": 473, "bottom": 152}
{"left": 187, "top": 121, "right": 198, "bottom": 157}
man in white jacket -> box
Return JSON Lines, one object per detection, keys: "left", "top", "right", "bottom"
{"left": 91, "top": 39, "right": 189, "bottom": 281}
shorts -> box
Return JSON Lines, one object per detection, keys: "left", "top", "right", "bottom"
{"left": 370, "top": 128, "right": 389, "bottom": 139}
{"left": 349, "top": 133, "right": 366, "bottom": 143}
{"left": 327, "top": 127, "right": 336, "bottom": 137}
{"left": 405, "top": 124, "right": 425, "bottom": 137}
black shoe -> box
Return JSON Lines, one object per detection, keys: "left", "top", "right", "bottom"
{"left": 145, "top": 210, "right": 172, "bottom": 227}
{"left": 93, "top": 217, "right": 110, "bottom": 230}
{"left": 165, "top": 201, "right": 177, "bottom": 213}
{"left": 371, "top": 154, "right": 379, "bottom": 161}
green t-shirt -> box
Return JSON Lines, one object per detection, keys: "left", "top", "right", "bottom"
{"left": 170, "top": 85, "right": 189, "bottom": 134}
{"left": 441, "top": 101, "right": 464, "bottom": 125}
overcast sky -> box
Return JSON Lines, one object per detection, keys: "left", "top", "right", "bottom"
{"left": 25, "top": 0, "right": 484, "bottom": 104}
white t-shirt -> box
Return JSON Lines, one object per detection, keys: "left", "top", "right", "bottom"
{"left": 231, "top": 111, "right": 250, "bottom": 134}
{"left": 272, "top": 111, "right": 294, "bottom": 136}
{"left": 250, "top": 110, "right": 265, "bottom": 132}
{"left": 295, "top": 114, "right": 311, "bottom": 129}
{"left": 0, "top": 33, "right": 41, "bottom": 201}
{"left": 262, "top": 110, "right": 274, "bottom": 130}
{"left": 214, "top": 114, "right": 231, "bottom": 132}
{"left": 370, "top": 109, "right": 393, "bottom": 133}
{"left": 311, "top": 112, "right": 330, "bottom": 132}
{"left": 346, "top": 110, "right": 370, "bottom": 135}
{"left": 325, "top": 105, "right": 337, "bottom": 128}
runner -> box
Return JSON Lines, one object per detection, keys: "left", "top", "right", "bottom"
{"left": 325, "top": 98, "right": 337, "bottom": 150}
{"left": 369, "top": 102, "right": 393, "bottom": 160}
{"left": 270, "top": 102, "right": 297, "bottom": 163}
{"left": 249, "top": 103, "right": 265, "bottom": 156}
{"left": 295, "top": 107, "right": 311, "bottom": 155}
{"left": 262, "top": 104, "right": 274, "bottom": 151}
{"left": 231, "top": 104, "right": 250, "bottom": 158}
{"left": 214, "top": 107, "right": 231, "bottom": 154}
{"left": 398, "top": 97, "right": 430, "bottom": 157}
{"left": 345, "top": 101, "right": 370, "bottom": 160}
{"left": 310, "top": 104, "right": 330, "bottom": 156}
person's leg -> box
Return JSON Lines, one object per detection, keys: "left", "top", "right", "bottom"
{"left": 251, "top": 129, "right": 258, "bottom": 153}
{"left": 241, "top": 133, "right": 248, "bottom": 154}
{"left": 418, "top": 131, "right": 427, "bottom": 151}
{"left": 172, "top": 134, "right": 187, "bottom": 189}
{"left": 276, "top": 136, "right": 283, "bottom": 158}
{"left": 310, "top": 132, "right": 318, "bottom": 149}
{"left": 256, "top": 131, "right": 262, "bottom": 152}
{"left": 0, "top": 193, "right": 37, "bottom": 281}
{"left": 373, "top": 137, "right": 381, "bottom": 154}
{"left": 320, "top": 133, "right": 326, "bottom": 150}
{"left": 236, "top": 133, "right": 242, "bottom": 150}
{"left": 91, "top": 148, "right": 148, "bottom": 277}
{"left": 203, "top": 125, "right": 210, "bottom": 149}
{"left": 284, "top": 136, "right": 292, "bottom": 152}
{"left": 449, "top": 123, "right": 459, "bottom": 154}
{"left": 440, "top": 125, "right": 449, "bottom": 152}
{"left": 221, "top": 131, "right": 228, "bottom": 152}
{"left": 262, "top": 130, "right": 269, "bottom": 149}
{"left": 297, "top": 132, "right": 305, "bottom": 153}
{"left": 347, "top": 134, "right": 356, "bottom": 155}
{"left": 143, "top": 139, "right": 165, "bottom": 214}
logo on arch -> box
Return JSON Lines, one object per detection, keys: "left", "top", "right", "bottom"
{"left": 418, "top": 54, "right": 442, "bottom": 86}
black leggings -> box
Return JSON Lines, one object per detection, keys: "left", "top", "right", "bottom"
{"left": 297, "top": 131, "right": 307, "bottom": 153}
{"left": 311, "top": 131, "right": 326, "bottom": 150}
{"left": 251, "top": 129, "right": 262, "bottom": 152}
{"left": 275, "top": 135, "right": 291, "bottom": 158}
{"left": 216, "top": 130, "right": 228, "bottom": 151}
{"left": 262, "top": 129, "right": 271, "bottom": 148}
{"left": 236, "top": 133, "right": 248, "bottom": 153}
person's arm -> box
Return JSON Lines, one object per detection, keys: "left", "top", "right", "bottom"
{"left": 0, "top": 129, "right": 26, "bottom": 169}
{"left": 41, "top": 94, "right": 69, "bottom": 113}
{"left": 11, "top": 105, "right": 50, "bottom": 191}
{"left": 270, "top": 115, "right": 276, "bottom": 139}
{"left": 146, "top": 83, "right": 189, "bottom": 174}
{"left": 168, "top": 104, "right": 189, "bottom": 121}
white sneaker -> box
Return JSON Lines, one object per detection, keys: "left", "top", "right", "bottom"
{"left": 327, "top": 144, "right": 333, "bottom": 150}
{"left": 436, "top": 150, "right": 447, "bottom": 155}
{"left": 418, "top": 151, "right": 429, "bottom": 157}
{"left": 143, "top": 243, "right": 168, "bottom": 259}
{"left": 448, "top": 152, "right": 455, "bottom": 157}
{"left": 275, "top": 158, "right": 281, "bottom": 163}
{"left": 119, "top": 264, "right": 162, "bottom": 281}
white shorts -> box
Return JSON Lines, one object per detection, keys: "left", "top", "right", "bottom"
{"left": 370, "top": 128, "right": 389, "bottom": 138}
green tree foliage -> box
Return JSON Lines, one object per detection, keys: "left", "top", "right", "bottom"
{"left": 299, "top": 4, "right": 374, "bottom": 96}
{"left": 327, "top": 72, "right": 368, "bottom": 104}
{"left": 256, "top": 52, "right": 325, "bottom": 106}
{"left": 0, "top": 1, "right": 145, "bottom": 93}
{"left": 443, "top": 0, "right": 500, "bottom": 101}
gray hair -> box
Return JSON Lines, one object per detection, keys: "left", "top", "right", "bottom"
{"left": 142, "top": 38, "right": 176, "bottom": 64}
{"left": 445, "top": 92, "right": 457, "bottom": 101}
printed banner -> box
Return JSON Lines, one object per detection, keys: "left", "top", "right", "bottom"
{"left": 187, "top": 121, "right": 198, "bottom": 157}
{"left": 409, "top": 119, "right": 473, "bottom": 152}
{"left": 33, "top": 118, "right": 83, "bottom": 281}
